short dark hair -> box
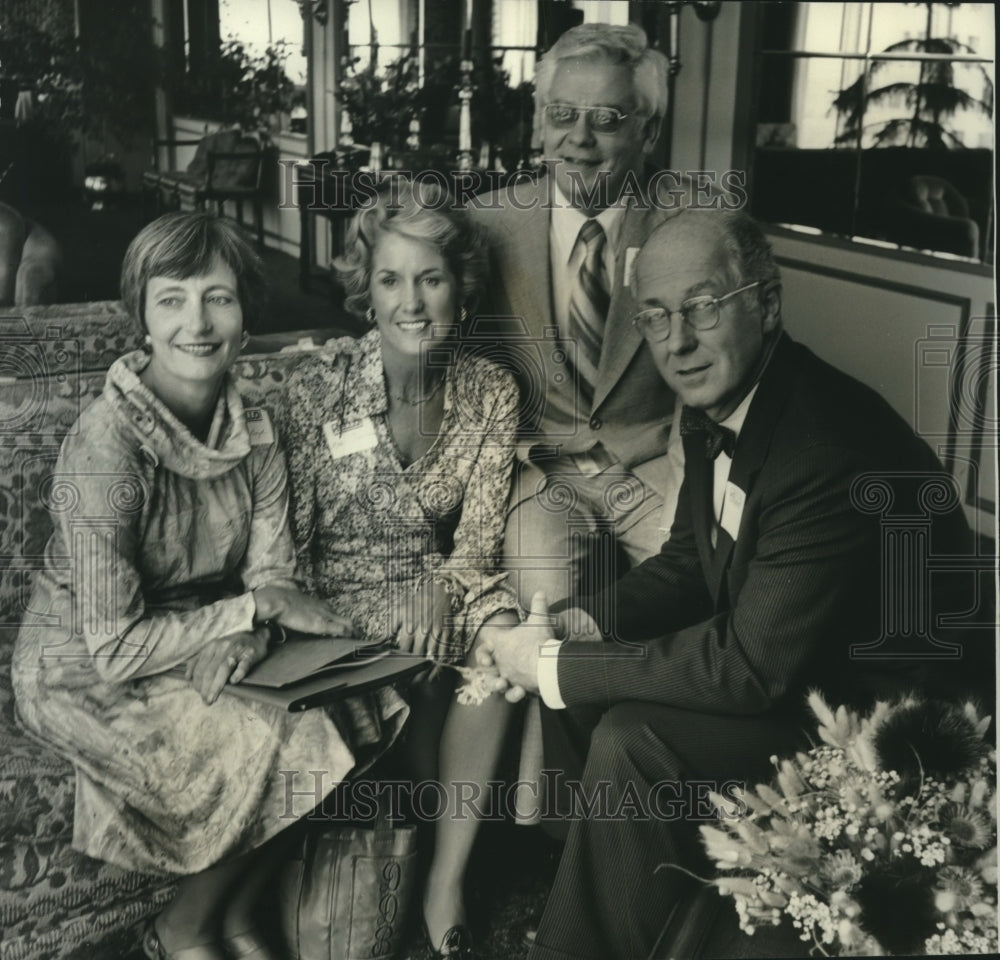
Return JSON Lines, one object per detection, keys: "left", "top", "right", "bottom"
{"left": 333, "top": 179, "right": 488, "bottom": 322}
{"left": 120, "top": 212, "right": 267, "bottom": 334}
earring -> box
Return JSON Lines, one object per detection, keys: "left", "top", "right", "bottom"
{"left": 240, "top": 331, "right": 251, "bottom": 350}
{"left": 459, "top": 306, "right": 468, "bottom": 324}
{"left": 365, "top": 307, "right": 376, "bottom": 325}
{"left": 142, "top": 334, "right": 152, "bottom": 352}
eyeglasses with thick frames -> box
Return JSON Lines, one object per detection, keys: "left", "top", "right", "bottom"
{"left": 631, "top": 281, "right": 764, "bottom": 342}
{"left": 543, "top": 102, "right": 632, "bottom": 134}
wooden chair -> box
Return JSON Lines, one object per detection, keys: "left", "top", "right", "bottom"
{"left": 142, "top": 129, "right": 266, "bottom": 245}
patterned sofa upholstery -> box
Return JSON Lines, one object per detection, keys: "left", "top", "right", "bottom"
{"left": 0, "top": 302, "right": 319, "bottom": 960}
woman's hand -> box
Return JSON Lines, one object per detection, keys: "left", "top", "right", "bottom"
{"left": 252, "top": 585, "right": 355, "bottom": 637}
{"left": 389, "top": 579, "right": 459, "bottom": 662}
{"left": 185, "top": 627, "right": 269, "bottom": 704}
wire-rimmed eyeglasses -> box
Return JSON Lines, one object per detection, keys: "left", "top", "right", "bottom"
{"left": 543, "top": 103, "right": 632, "bottom": 134}
{"left": 631, "top": 281, "right": 764, "bottom": 342}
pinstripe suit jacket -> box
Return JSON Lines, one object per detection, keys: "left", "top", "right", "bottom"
{"left": 467, "top": 173, "right": 688, "bottom": 495}
{"left": 560, "top": 333, "right": 986, "bottom": 715}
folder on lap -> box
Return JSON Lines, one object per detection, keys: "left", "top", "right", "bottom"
{"left": 222, "top": 635, "right": 428, "bottom": 711}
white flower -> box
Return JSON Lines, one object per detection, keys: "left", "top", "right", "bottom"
{"left": 937, "top": 866, "right": 985, "bottom": 912}
{"left": 705, "top": 695, "right": 998, "bottom": 959}
{"left": 821, "top": 850, "right": 863, "bottom": 889}
{"left": 452, "top": 666, "right": 499, "bottom": 705}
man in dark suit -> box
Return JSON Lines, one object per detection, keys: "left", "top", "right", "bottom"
{"left": 468, "top": 23, "right": 707, "bottom": 610}
{"left": 482, "top": 209, "right": 990, "bottom": 960}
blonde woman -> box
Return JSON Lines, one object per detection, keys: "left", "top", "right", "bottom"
{"left": 281, "top": 181, "right": 520, "bottom": 958}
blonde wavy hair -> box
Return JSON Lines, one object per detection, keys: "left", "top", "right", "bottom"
{"left": 333, "top": 178, "right": 488, "bottom": 323}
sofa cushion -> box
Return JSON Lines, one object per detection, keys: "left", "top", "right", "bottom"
{"left": 0, "top": 657, "right": 75, "bottom": 847}
{"left": 0, "top": 302, "right": 139, "bottom": 378}
{"left": 2, "top": 894, "right": 173, "bottom": 960}
{"left": 0, "top": 368, "right": 109, "bottom": 640}
{"left": 0, "top": 773, "right": 76, "bottom": 849}
{"left": 0, "top": 838, "right": 173, "bottom": 960}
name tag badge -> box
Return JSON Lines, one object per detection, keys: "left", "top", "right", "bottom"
{"left": 623, "top": 247, "right": 640, "bottom": 287}
{"left": 324, "top": 417, "right": 378, "bottom": 460}
{"left": 720, "top": 481, "right": 746, "bottom": 542}
{"left": 244, "top": 407, "right": 275, "bottom": 446}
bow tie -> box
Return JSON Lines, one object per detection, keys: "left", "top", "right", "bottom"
{"left": 679, "top": 406, "right": 737, "bottom": 461}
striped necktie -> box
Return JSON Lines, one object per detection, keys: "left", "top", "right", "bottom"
{"left": 567, "top": 218, "right": 610, "bottom": 391}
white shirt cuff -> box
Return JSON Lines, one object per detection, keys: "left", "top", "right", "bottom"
{"left": 537, "top": 639, "right": 566, "bottom": 710}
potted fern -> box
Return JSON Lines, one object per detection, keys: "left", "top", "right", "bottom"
{"left": 831, "top": 3, "right": 993, "bottom": 149}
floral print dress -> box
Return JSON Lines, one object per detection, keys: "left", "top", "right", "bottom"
{"left": 280, "top": 329, "right": 520, "bottom": 651}
{"left": 11, "top": 351, "right": 407, "bottom": 875}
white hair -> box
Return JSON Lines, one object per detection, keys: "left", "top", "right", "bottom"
{"left": 535, "top": 23, "right": 669, "bottom": 120}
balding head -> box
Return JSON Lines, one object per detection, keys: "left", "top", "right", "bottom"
{"left": 633, "top": 210, "right": 780, "bottom": 293}
{"left": 631, "top": 211, "right": 782, "bottom": 422}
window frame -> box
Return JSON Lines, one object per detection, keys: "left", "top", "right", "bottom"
{"left": 741, "top": 1, "right": 995, "bottom": 268}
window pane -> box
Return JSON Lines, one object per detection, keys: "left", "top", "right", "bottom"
{"left": 869, "top": 2, "right": 995, "bottom": 60}
{"left": 495, "top": 48, "right": 537, "bottom": 88}
{"left": 763, "top": 3, "right": 996, "bottom": 58}
{"left": 752, "top": 2, "right": 994, "bottom": 262}
{"left": 219, "top": 0, "right": 307, "bottom": 85}
{"left": 493, "top": 0, "right": 536, "bottom": 46}
{"left": 348, "top": 0, "right": 409, "bottom": 49}
{"left": 795, "top": 56, "right": 865, "bottom": 148}
{"left": 756, "top": 52, "right": 868, "bottom": 148}
{"left": 762, "top": 2, "right": 871, "bottom": 55}
{"left": 573, "top": 1, "right": 629, "bottom": 27}
{"left": 492, "top": 0, "right": 537, "bottom": 86}
{"left": 857, "top": 56, "right": 994, "bottom": 150}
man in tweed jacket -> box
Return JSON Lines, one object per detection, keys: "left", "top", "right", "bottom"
{"left": 468, "top": 23, "right": 703, "bottom": 611}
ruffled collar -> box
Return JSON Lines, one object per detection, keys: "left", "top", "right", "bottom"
{"left": 104, "top": 350, "right": 251, "bottom": 479}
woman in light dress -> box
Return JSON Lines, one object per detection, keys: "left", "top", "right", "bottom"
{"left": 12, "top": 212, "right": 408, "bottom": 960}
{"left": 281, "top": 180, "right": 521, "bottom": 958}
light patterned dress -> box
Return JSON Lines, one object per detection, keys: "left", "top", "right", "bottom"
{"left": 280, "top": 329, "right": 520, "bottom": 653}
{"left": 11, "top": 351, "right": 407, "bottom": 875}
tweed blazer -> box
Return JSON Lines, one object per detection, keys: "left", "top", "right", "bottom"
{"left": 467, "top": 174, "right": 690, "bottom": 486}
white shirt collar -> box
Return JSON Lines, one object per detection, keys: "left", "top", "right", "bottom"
{"left": 550, "top": 183, "right": 627, "bottom": 265}
{"left": 711, "top": 384, "right": 759, "bottom": 547}
{"left": 718, "top": 383, "right": 758, "bottom": 441}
